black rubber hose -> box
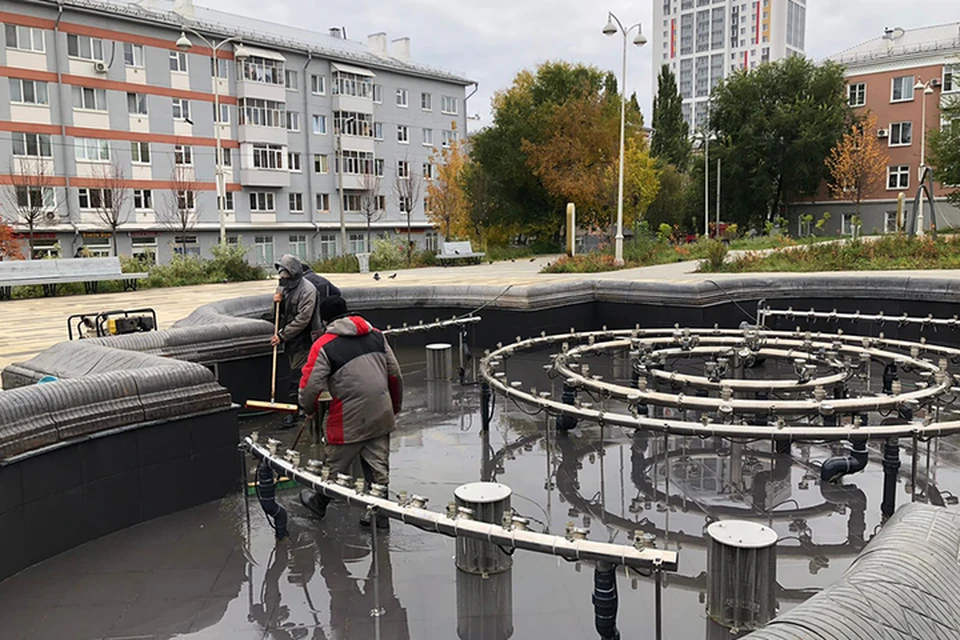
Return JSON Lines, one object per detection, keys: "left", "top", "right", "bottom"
{"left": 592, "top": 560, "right": 620, "bottom": 640}
{"left": 820, "top": 438, "right": 869, "bottom": 483}
{"left": 257, "top": 461, "right": 289, "bottom": 540}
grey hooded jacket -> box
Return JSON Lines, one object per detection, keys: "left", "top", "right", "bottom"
{"left": 274, "top": 254, "right": 320, "bottom": 366}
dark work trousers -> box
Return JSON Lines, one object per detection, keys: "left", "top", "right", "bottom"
{"left": 286, "top": 337, "right": 310, "bottom": 406}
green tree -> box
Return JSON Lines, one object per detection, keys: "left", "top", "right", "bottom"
{"left": 645, "top": 164, "right": 691, "bottom": 231}
{"left": 710, "top": 56, "right": 850, "bottom": 229}
{"left": 651, "top": 65, "right": 691, "bottom": 170}
{"left": 929, "top": 97, "right": 960, "bottom": 206}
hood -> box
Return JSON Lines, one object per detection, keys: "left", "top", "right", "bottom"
{"left": 274, "top": 254, "right": 304, "bottom": 280}
{"left": 326, "top": 315, "right": 374, "bottom": 337}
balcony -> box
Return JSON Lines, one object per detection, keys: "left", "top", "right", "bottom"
{"left": 240, "top": 168, "right": 290, "bottom": 188}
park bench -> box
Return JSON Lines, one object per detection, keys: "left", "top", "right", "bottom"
{"left": 436, "top": 240, "right": 485, "bottom": 266}
{"left": 0, "top": 257, "right": 148, "bottom": 299}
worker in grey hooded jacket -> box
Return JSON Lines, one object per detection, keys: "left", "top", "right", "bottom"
{"left": 271, "top": 254, "right": 320, "bottom": 427}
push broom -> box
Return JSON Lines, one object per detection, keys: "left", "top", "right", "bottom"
{"left": 245, "top": 300, "right": 301, "bottom": 415}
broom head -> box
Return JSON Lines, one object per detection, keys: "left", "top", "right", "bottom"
{"left": 245, "top": 399, "right": 300, "bottom": 414}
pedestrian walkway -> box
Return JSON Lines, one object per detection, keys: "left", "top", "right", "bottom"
{"left": 3, "top": 255, "right": 959, "bottom": 372}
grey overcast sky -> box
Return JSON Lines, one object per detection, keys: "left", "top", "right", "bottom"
{"left": 209, "top": 0, "right": 959, "bottom": 131}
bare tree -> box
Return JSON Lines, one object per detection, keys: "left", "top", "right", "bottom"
{"left": 393, "top": 155, "right": 422, "bottom": 266}
{"left": 358, "top": 170, "right": 383, "bottom": 251}
{"left": 2, "top": 157, "right": 59, "bottom": 259}
{"left": 157, "top": 164, "right": 202, "bottom": 258}
{"left": 89, "top": 161, "right": 132, "bottom": 256}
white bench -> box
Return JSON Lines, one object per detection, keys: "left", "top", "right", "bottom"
{"left": 0, "top": 257, "right": 148, "bottom": 299}
{"left": 436, "top": 241, "right": 485, "bottom": 266}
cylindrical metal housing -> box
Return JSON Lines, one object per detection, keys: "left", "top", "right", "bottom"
{"left": 456, "top": 567, "right": 514, "bottom": 640}
{"left": 454, "top": 482, "right": 513, "bottom": 575}
{"left": 706, "top": 520, "right": 777, "bottom": 631}
{"left": 427, "top": 343, "right": 453, "bottom": 381}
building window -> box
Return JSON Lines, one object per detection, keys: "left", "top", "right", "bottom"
{"left": 847, "top": 82, "right": 866, "bottom": 107}
{"left": 397, "top": 125, "right": 409, "bottom": 144}
{"left": 441, "top": 96, "right": 458, "bottom": 115}
{"left": 289, "top": 234, "right": 307, "bottom": 260}
{"left": 239, "top": 99, "right": 285, "bottom": 127}
{"left": 284, "top": 69, "right": 299, "bottom": 90}
{"left": 130, "top": 141, "right": 150, "bottom": 164}
{"left": 945, "top": 65, "right": 956, "bottom": 93}
{"left": 423, "top": 162, "right": 434, "bottom": 179}
{"left": 123, "top": 43, "right": 144, "bottom": 67}
{"left": 373, "top": 84, "right": 383, "bottom": 103}
{"left": 213, "top": 103, "right": 230, "bottom": 124}
{"left": 126, "top": 92, "right": 148, "bottom": 115}
{"left": 316, "top": 193, "right": 330, "bottom": 211}
{"left": 286, "top": 111, "right": 300, "bottom": 132}
{"left": 72, "top": 86, "right": 107, "bottom": 111}
{"left": 318, "top": 233, "right": 336, "bottom": 259}
{"left": 176, "top": 191, "right": 196, "bottom": 211}
{"left": 333, "top": 71, "right": 373, "bottom": 98}
{"left": 342, "top": 194, "right": 363, "bottom": 212}
{"left": 254, "top": 236, "right": 275, "bottom": 264}
{"left": 82, "top": 237, "right": 111, "bottom": 258}
{"left": 9, "top": 79, "right": 48, "bottom": 105}
{"left": 349, "top": 233, "right": 367, "bottom": 254}
{"left": 174, "top": 145, "right": 193, "bottom": 165}
{"left": 250, "top": 192, "right": 276, "bottom": 212}
{"left": 421, "top": 92, "right": 432, "bottom": 111}
{"left": 396, "top": 88, "right": 409, "bottom": 108}
{"left": 375, "top": 158, "right": 385, "bottom": 177}
{"left": 218, "top": 148, "right": 232, "bottom": 167}
{"left": 312, "top": 114, "right": 328, "bottom": 134}
{"left": 218, "top": 192, "right": 235, "bottom": 211}
{"left": 423, "top": 128, "right": 434, "bottom": 146}
{"left": 314, "top": 154, "right": 329, "bottom": 174}
{"left": 289, "top": 193, "right": 304, "bottom": 213}
{"left": 252, "top": 144, "right": 284, "bottom": 170}
{"left": 442, "top": 129, "right": 458, "bottom": 148}
{"left": 884, "top": 211, "right": 899, "bottom": 233}
{"left": 374, "top": 122, "right": 384, "bottom": 140}
{"left": 311, "top": 74, "right": 326, "bottom": 95}
{"left": 398, "top": 196, "right": 412, "bottom": 213}
{"left": 841, "top": 213, "right": 857, "bottom": 236}
{"left": 12, "top": 132, "right": 52, "bottom": 157}
{"left": 172, "top": 98, "right": 190, "bottom": 120}
{"left": 67, "top": 34, "right": 103, "bottom": 61}
{"left": 397, "top": 160, "right": 410, "bottom": 179}
{"left": 131, "top": 237, "right": 157, "bottom": 263}
{"left": 169, "top": 50, "right": 188, "bottom": 73}
{"left": 338, "top": 150, "right": 374, "bottom": 175}
{"left": 75, "top": 138, "right": 110, "bottom": 161}
{"left": 133, "top": 189, "right": 153, "bottom": 210}
{"left": 333, "top": 111, "right": 374, "bottom": 137}
{"left": 288, "top": 152, "right": 302, "bottom": 172}
{"left": 6, "top": 25, "right": 45, "bottom": 52}
{"left": 241, "top": 56, "right": 284, "bottom": 85}
{"left": 77, "top": 188, "right": 112, "bottom": 210}
{"left": 889, "top": 121, "right": 912, "bottom": 147}
{"left": 426, "top": 229, "right": 438, "bottom": 252}
{"left": 891, "top": 75, "right": 914, "bottom": 102}
{"left": 15, "top": 186, "right": 54, "bottom": 211}
{"left": 211, "top": 58, "right": 229, "bottom": 79}
{"left": 887, "top": 164, "right": 910, "bottom": 190}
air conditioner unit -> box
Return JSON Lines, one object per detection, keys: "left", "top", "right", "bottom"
{"left": 93, "top": 61, "right": 108, "bottom": 74}
{"left": 931, "top": 78, "right": 942, "bottom": 88}
{"left": 877, "top": 128, "right": 889, "bottom": 139}
{"left": 44, "top": 210, "right": 57, "bottom": 223}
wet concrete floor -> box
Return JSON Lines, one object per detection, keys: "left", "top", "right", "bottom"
{"left": 3, "top": 343, "right": 959, "bottom": 639}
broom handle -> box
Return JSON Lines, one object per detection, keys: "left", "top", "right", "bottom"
{"left": 271, "top": 298, "right": 280, "bottom": 403}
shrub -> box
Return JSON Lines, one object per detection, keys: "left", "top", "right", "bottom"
{"left": 208, "top": 243, "right": 266, "bottom": 282}
{"left": 312, "top": 254, "right": 359, "bottom": 273}
{"left": 142, "top": 255, "right": 211, "bottom": 287}
{"left": 369, "top": 238, "right": 407, "bottom": 271}
{"left": 700, "top": 240, "right": 729, "bottom": 271}
{"left": 541, "top": 253, "right": 621, "bottom": 273}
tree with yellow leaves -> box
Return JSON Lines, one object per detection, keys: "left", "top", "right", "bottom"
{"left": 825, "top": 113, "right": 889, "bottom": 218}
{"left": 426, "top": 121, "right": 471, "bottom": 239}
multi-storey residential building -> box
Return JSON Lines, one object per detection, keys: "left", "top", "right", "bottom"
{"left": 652, "top": 0, "right": 806, "bottom": 132}
{"left": 0, "top": 0, "right": 474, "bottom": 263}
{"left": 790, "top": 24, "right": 960, "bottom": 235}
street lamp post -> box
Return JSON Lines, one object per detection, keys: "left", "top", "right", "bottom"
{"left": 603, "top": 12, "right": 647, "bottom": 266}
{"left": 176, "top": 30, "right": 250, "bottom": 246}
{"left": 913, "top": 78, "right": 937, "bottom": 237}
{"left": 335, "top": 115, "right": 357, "bottom": 256}
{"left": 694, "top": 130, "right": 717, "bottom": 237}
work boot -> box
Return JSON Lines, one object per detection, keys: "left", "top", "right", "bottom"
{"left": 279, "top": 411, "right": 300, "bottom": 430}
{"left": 299, "top": 489, "right": 327, "bottom": 519}
{"left": 359, "top": 510, "right": 390, "bottom": 530}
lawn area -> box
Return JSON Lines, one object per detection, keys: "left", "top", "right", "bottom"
{"left": 706, "top": 234, "right": 960, "bottom": 272}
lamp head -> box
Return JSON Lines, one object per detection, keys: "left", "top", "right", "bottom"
{"left": 633, "top": 31, "right": 648, "bottom": 47}
{"left": 914, "top": 79, "right": 926, "bottom": 91}
{"left": 603, "top": 14, "right": 618, "bottom": 36}
{"left": 924, "top": 85, "right": 935, "bottom": 95}
{"left": 233, "top": 43, "right": 251, "bottom": 61}
{"left": 175, "top": 32, "right": 192, "bottom": 51}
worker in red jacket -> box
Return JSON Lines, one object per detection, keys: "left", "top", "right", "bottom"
{"left": 298, "top": 295, "right": 403, "bottom": 529}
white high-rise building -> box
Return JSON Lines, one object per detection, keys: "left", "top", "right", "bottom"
{"left": 652, "top": 0, "right": 807, "bottom": 132}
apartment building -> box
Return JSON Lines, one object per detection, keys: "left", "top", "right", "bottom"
{"left": 652, "top": 0, "right": 806, "bottom": 132}
{"left": 791, "top": 24, "right": 960, "bottom": 235}
{"left": 0, "top": 0, "right": 474, "bottom": 263}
